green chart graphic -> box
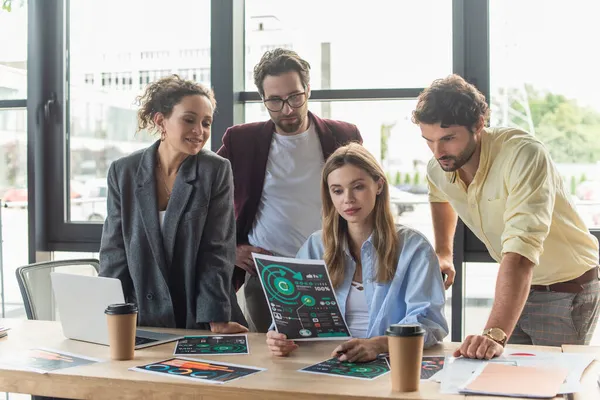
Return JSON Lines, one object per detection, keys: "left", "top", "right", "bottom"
{"left": 257, "top": 260, "right": 304, "bottom": 305}
{"left": 323, "top": 358, "right": 389, "bottom": 379}
{"left": 196, "top": 343, "right": 247, "bottom": 354}
{"left": 175, "top": 336, "right": 249, "bottom": 355}
{"left": 301, "top": 295, "right": 316, "bottom": 306}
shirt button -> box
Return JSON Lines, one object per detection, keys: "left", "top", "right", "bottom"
{"left": 471, "top": 204, "right": 476, "bottom": 209}
{"left": 146, "top": 293, "right": 154, "bottom": 300}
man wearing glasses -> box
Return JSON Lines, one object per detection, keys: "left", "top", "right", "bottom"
{"left": 217, "top": 48, "right": 362, "bottom": 332}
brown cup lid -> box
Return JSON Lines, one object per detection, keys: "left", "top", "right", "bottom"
{"left": 105, "top": 303, "right": 138, "bottom": 315}
{"left": 385, "top": 324, "right": 425, "bottom": 337}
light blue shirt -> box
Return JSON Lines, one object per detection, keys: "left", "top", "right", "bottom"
{"left": 296, "top": 225, "right": 449, "bottom": 348}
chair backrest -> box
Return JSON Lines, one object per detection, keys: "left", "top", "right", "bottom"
{"left": 15, "top": 259, "right": 100, "bottom": 320}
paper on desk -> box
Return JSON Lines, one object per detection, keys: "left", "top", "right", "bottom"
{"left": 0, "top": 347, "right": 102, "bottom": 374}
{"left": 503, "top": 350, "right": 594, "bottom": 394}
{"left": 440, "top": 351, "right": 594, "bottom": 395}
{"left": 130, "top": 357, "right": 265, "bottom": 384}
{"left": 429, "top": 369, "right": 443, "bottom": 382}
{"left": 420, "top": 356, "right": 445, "bottom": 380}
{"left": 440, "top": 356, "right": 517, "bottom": 394}
{"left": 459, "top": 363, "right": 569, "bottom": 398}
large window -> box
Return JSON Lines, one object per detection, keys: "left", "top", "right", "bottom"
{"left": 490, "top": 0, "right": 600, "bottom": 230}
{"left": 67, "top": 0, "right": 211, "bottom": 222}
{"left": 22, "top": 0, "right": 600, "bottom": 344}
{"left": 244, "top": 0, "right": 453, "bottom": 90}
{"left": 0, "top": 109, "right": 28, "bottom": 320}
{"left": 0, "top": 0, "right": 28, "bottom": 331}
{"left": 242, "top": 0, "right": 454, "bottom": 253}
{"left": 240, "top": 0, "right": 475, "bottom": 342}
{"left": 0, "top": 1, "right": 26, "bottom": 101}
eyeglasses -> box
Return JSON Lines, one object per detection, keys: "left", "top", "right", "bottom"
{"left": 263, "top": 92, "right": 307, "bottom": 112}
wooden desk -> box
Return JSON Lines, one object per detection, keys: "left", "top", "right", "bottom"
{"left": 0, "top": 318, "right": 592, "bottom": 400}
{"left": 562, "top": 345, "right": 600, "bottom": 400}
{"left": 0, "top": 319, "right": 459, "bottom": 400}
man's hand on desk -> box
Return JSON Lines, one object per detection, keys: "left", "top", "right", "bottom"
{"left": 453, "top": 334, "right": 504, "bottom": 360}
{"left": 236, "top": 244, "right": 273, "bottom": 276}
{"left": 266, "top": 330, "right": 298, "bottom": 356}
{"left": 209, "top": 322, "right": 249, "bottom": 334}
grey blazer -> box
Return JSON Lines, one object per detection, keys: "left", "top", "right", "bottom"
{"left": 99, "top": 140, "right": 240, "bottom": 329}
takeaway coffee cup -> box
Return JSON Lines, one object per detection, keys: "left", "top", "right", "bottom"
{"left": 385, "top": 324, "right": 425, "bottom": 392}
{"left": 105, "top": 303, "right": 138, "bottom": 360}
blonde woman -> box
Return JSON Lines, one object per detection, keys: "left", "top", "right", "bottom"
{"left": 266, "top": 143, "right": 448, "bottom": 361}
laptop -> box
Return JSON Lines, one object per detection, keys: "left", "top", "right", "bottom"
{"left": 50, "top": 272, "right": 183, "bottom": 349}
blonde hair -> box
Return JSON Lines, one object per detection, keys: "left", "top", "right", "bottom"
{"left": 321, "top": 143, "right": 399, "bottom": 288}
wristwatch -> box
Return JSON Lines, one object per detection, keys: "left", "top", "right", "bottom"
{"left": 482, "top": 327, "right": 507, "bottom": 347}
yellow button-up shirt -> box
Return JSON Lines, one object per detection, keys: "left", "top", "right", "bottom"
{"left": 427, "top": 127, "right": 599, "bottom": 285}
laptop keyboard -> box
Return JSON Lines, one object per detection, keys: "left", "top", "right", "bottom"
{"left": 135, "top": 336, "right": 156, "bottom": 346}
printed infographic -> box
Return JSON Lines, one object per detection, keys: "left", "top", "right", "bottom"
{"left": 252, "top": 254, "right": 351, "bottom": 340}
{"left": 174, "top": 335, "right": 249, "bottom": 356}
{"left": 299, "top": 356, "right": 390, "bottom": 380}
{"left": 421, "top": 356, "right": 445, "bottom": 380}
{"left": 0, "top": 348, "right": 100, "bottom": 373}
{"left": 131, "top": 358, "right": 264, "bottom": 384}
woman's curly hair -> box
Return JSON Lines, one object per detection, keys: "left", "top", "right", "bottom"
{"left": 136, "top": 75, "right": 216, "bottom": 133}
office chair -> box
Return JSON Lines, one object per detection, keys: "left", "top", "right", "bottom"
{"left": 15, "top": 259, "right": 100, "bottom": 321}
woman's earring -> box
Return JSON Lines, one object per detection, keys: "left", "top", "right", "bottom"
{"left": 160, "top": 130, "right": 166, "bottom": 141}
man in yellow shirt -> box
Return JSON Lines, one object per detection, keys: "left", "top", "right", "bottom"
{"left": 413, "top": 74, "right": 600, "bottom": 359}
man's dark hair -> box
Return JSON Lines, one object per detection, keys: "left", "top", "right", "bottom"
{"left": 253, "top": 48, "right": 311, "bottom": 98}
{"left": 412, "top": 74, "right": 490, "bottom": 132}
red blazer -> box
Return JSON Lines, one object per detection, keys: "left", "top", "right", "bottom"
{"left": 217, "top": 111, "right": 363, "bottom": 289}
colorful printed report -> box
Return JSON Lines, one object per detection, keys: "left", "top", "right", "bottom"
{"left": 174, "top": 335, "right": 249, "bottom": 356}
{"left": 131, "top": 357, "right": 265, "bottom": 384}
{"left": 299, "top": 356, "right": 390, "bottom": 380}
{"left": 0, "top": 348, "right": 100, "bottom": 373}
{"left": 252, "top": 253, "right": 351, "bottom": 340}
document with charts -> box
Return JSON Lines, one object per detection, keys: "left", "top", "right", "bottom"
{"left": 131, "top": 358, "right": 264, "bottom": 384}
{"left": 174, "top": 335, "right": 249, "bottom": 356}
{"left": 252, "top": 254, "right": 351, "bottom": 341}
{"left": 0, "top": 348, "right": 101, "bottom": 374}
{"left": 299, "top": 356, "right": 390, "bottom": 380}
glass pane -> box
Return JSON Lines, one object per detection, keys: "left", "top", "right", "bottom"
{"left": 490, "top": 0, "right": 600, "bottom": 229}
{"left": 443, "top": 301, "right": 452, "bottom": 342}
{"left": 0, "top": 109, "right": 28, "bottom": 319}
{"left": 0, "top": 1, "right": 27, "bottom": 100}
{"left": 464, "top": 263, "right": 498, "bottom": 337}
{"left": 244, "top": 0, "right": 452, "bottom": 90}
{"left": 67, "top": 0, "right": 211, "bottom": 222}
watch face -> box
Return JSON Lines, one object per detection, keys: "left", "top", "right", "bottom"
{"left": 489, "top": 328, "right": 506, "bottom": 341}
